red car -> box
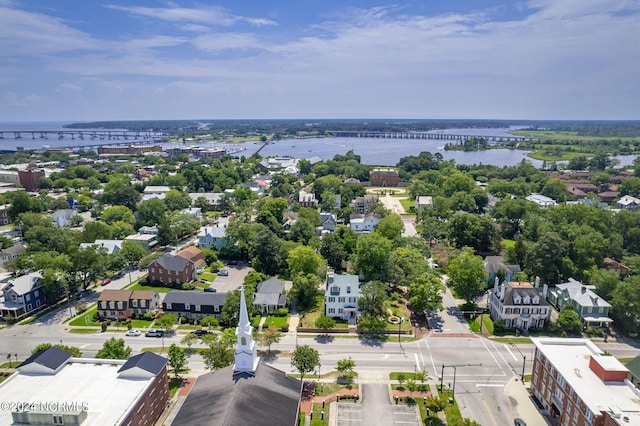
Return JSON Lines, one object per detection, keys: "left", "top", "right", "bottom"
{"left": 100, "top": 278, "right": 111, "bottom": 286}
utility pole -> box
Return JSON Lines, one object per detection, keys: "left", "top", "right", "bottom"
{"left": 511, "top": 343, "right": 527, "bottom": 382}
{"left": 440, "top": 363, "right": 482, "bottom": 399}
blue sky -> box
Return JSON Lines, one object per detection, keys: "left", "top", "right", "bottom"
{"left": 1, "top": 0, "right": 639, "bottom": 121}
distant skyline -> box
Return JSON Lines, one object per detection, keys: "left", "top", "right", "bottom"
{"left": 1, "top": 0, "right": 639, "bottom": 122}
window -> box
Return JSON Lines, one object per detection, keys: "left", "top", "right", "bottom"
{"left": 522, "top": 308, "right": 529, "bottom": 314}
{"left": 558, "top": 375, "right": 566, "bottom": 388}
{"left": 132, "top": 300, "right": 138, "bottom": 307}
{"left": 195, "top": 305, "right": 201, "bottom": 311}
{"left": 328, "top": 297, "right": 335, "bottom": 303}
{"left": 151, "top": 268, "right": 155, "bottom": 273}
{"left": 540, "top": 309, "right": 546, "bottom": 315}
{"left": 505, "top": 308, "right": 512, "bottom": 314}
{"left": 513, "top": 308, "right": 520, "bottom": 314}
{"left": 328, "top": 308, "right": 335, "bottom": 314}
{"left": 185, "top": 303, "right": 190, "bottom": 310}
{"left": 331, "top": 286, "right": 339, "bottom": 293}
{"left": 347, "top": 286, "right": 351, "bottom": 294}
{"left": 338, "top": 297, "right": 345, "bottom": 303}
{"left": 140, "top": 300, "right": 146, "bottom": 308}
{"left": 338, "top": 308, "right": 343, "bottom": 313}
{"left": 585, "top": 410, "right": 593, "bottom": 422}
{"left": 166, "top": 303, "right": 172, "bottom": 310}
{"left": 53, "top": 416, "right": 64, "bottom": 424}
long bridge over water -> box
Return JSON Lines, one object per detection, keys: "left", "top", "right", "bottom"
{"left": 327, "top": 131, "right": 534, "bottom": 142}
{"left": 0, "top": 129, "right": 169, "bottom": 141}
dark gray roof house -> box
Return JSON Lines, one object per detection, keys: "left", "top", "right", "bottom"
{"left": 19, "top": 347, "right": 72, "bottom": 375}
{"left": 162, "top": 290, "right": 227, "bottom": 320}
{"left": 254, "top": 278, "right": 287, "bottom": 313}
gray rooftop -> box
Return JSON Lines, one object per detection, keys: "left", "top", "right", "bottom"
{"left": 257, "top": 277, "right": 285, "bottom": 295}
{"left": 172, "top": 363, "right": 301, "bottom": 426}
{"left": 19, "top": 347, "right": 71, "bottom": 373}
{"left": 154, "top": 254, "right": 191, "bottom": 272}
{"left": 163, "top": 290, "right": 227, "bottom": 306}
{"left": 118, "top": 351, "right": 167, "bottom": 375}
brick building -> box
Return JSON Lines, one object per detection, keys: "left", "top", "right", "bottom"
{"left": 530, "top": 338, "right": 640, "bottom": 426}
{"left": 18, "top": 169, "right": 44, "bottom": 191}
{"left": 369, "top": 169, "right": 400, "bottom": 187}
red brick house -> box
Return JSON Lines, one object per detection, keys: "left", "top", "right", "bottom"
{"left": 175, "top": 246, "right": 206, "bottom": 273}
{"left": 148, "top": 254, "right": 197, "bottom": 286}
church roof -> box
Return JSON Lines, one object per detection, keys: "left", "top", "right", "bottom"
{"left": 172, "top": 363, "right": 301, "bottom": 426}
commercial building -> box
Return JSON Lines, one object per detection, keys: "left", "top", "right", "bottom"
{"left": 0, "top": 347, "right": 169, "bottom": 426}
{"left": 18, "top": 169, "right": 45, "bottom": 191}
{"left": 530, "top": 338, "right": 640, "bottom": 426}
{"left": 369, "top": 169, "right": 400, "bottom": 187}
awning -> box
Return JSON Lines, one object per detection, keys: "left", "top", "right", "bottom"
{"left": 582, "top": 315, "right": 613, "bottom": 323}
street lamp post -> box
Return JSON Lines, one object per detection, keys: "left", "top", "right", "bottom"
{"left": 511, "top": 343, "right": 526, "bottom": 382}
{"left": 440, "top": 363, "right": 482, "bottom": 398}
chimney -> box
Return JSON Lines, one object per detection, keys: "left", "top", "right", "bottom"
{"left": 494, "top": 277, "right": 499, "bottom": 293}
{"left": 534, "top": 276, "right": 540, "bottom": 288}
{"left": 543, "top": 284, "right": 548, "bottom": 298}
{"left": 581, "top": 286, "right": 587, "bottom": 293}
{"left": 500, "top": 283, "right": 505, "bottom": 299}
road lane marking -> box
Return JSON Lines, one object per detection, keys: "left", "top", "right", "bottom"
{"left": 479, "top": 337, "right": 506, "bottom": 375}
{"left": 486, "top": 338, "right": 513, "bottom": 371}
{"left": 414, "top": 353, "right": 421, "bottom": 371}
{"left": 504, "top": 344, "right": 518, "bottom": 361}
{"left": 476, "top": 384, "right": 505, "bottom": 387}
{"left": 422, "top": 337, "right": 438, "bottom": 378}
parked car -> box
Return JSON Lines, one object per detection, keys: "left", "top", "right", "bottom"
{"left": 100, "top": 278, "right": 111, "bottom": 286}
{"left": 514, "top": 419, "right": 527, "bottom": 426}
{"left": 191, "top": 329, "right": 210, "bottom": 336}
{"left": 204, "top": 287, "right": 217, "bottom": 293}
{"left": 125, "top": 329, "right": 141, "bottom": 337}
{"left": 218, "top": 269, "right": 229, "bottom": 276}
{"left": 145, "top": 329, "right": 163, "bottom": 337}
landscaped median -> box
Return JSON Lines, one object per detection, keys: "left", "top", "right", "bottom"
{"left": 300, "top": 381, "right": 359, "bottom": 426}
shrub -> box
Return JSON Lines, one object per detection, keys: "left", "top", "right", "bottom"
{"left": 273, "top": 308, "right": 289, "bottom": 317}
{"left": 493, "top": 319, "right": 505, "bottom": 333}
{"left": 76, "top": 304, "right": 88, "bottom": 314}
{"left": 181, "top": 282, "right": 196, "bottom": 290}
{"left": 127, "top": 323, "right": 132, "bottom": 330}
{"left": 92, "top": 312, "right": 101, "bottom": 322}
{"left": 142, "top": 311, "right": 155, "bottom": 321}
{"left": 101, "top": 322, "right": 107, "bottom": 332}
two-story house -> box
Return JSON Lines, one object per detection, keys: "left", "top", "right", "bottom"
{"left": 253, "top": 277, "right": 287, "bottom": 313}
{"left": 319, "top": 212, "right": 337, "bottom": 234}
{"left": 351, "top": 195, "right": 379, "bottom": 214}
{"left": 617, "top": 194, "right": 640, "bottom": 210}
{"left": 349, "top": 213, "right": 381, "bottom": 233}
{"left": 175, "top": 246, "right": 206, "bottom": 274}
{"left": 79, "top": 239, "right": 123, "bottom": 255}
{"left": 97, "top": 290, "right": 159, "bottom": 320}
{"left": 0, "top": 271, "right": 45, "bottom": 319}
{"left": 546, "top": 278, "right": 613, "bottom": 328}
{"left": 489, "top": 278, "right": 551, "bottom": 331}
{"left": 298, "top": 190, "right": 318, "bottom": 208}
{"left": 50, "top": 208, "right": 77, "bottom": 227}
{"left": 148, "top": 254, "right": 196, "bottom": 286}
{"left": 325, "top": 272, "right": 361, "bottom": 324}
{"left": 0, "top": 244, "right": 25, "bottom": 268}
{"left": 197, "top": 226, "right": 227, "bottom": 250}
{"left": 162, "top": 290, "right": 227, "bottom": 321}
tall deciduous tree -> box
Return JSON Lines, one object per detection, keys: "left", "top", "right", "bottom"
{"left": 203, "top": 336, "right": 234, "bottom": 371}
{"left": 610, "top": 277, "right": 640, "bottom": 335}
{"left": 447, "top": 247, "right": 487, "bottom": 305}
{"left": 358, "top": 281, "right": 389, "bottom": 318}
{"left": 167, "top": 343, "right": 188, "bottom": 378}
{"left": 289, "top": 273, "right": 321, "bottom": 311}
{"left": 287, "top": 245, "right": 323, "bottom": 277}
{"left": 259, "top": 327, "right": 283, "bottom": 356}
{"left": 355, "top": 232, "right": 392, "bottom": 282}
{"left": 251, "top": 227, "right": 282, "bottom": 275}
{"left": 375, "top": 213, "right": 404, "bottom": 240}
{"left": 291, "top": 345, "right": 320, "bottom": 379}
{"left": 96, "top": 338, "right": 132, "bottom": 359}
{"left": 408, "top": 274, "right": 445, "bottom": 313}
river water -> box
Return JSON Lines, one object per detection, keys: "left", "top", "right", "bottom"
{"left": 0, "top": 122, "right": 636, "bottom": 168}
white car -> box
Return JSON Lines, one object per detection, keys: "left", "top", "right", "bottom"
{"left": 125, "top": 329, "right": 141, "bottom": 337}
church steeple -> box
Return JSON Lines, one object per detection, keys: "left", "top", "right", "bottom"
{"left": 233, "top": 286, "right": 259, "bottom": 374}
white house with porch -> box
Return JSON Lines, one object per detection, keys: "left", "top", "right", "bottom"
{"left": 324, "top": 272, "right": 361, "bottom": 324}
{"left": 489, "top": 277, "right": 551, "bottom": 331}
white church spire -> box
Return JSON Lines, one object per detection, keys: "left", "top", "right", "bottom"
{"left": 234, "top": 286, "right": 259, "bottom": 374}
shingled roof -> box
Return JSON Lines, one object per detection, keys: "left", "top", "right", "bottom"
{"left": 172, "top": 363, "right": 301, "bottom": 426}
{"left": 19, "top": 347, "right": 72, "bottom": 374}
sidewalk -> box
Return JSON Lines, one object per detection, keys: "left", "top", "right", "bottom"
{"left": 503, "top": 376, "right": 548, "bottom": 426}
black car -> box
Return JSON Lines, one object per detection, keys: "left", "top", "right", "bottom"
{"left": 191, "top": 329, "right": 210, "bottom": 336}
{"left": 204, "top": 287, "right": 217, "bottom": 293}
{"left": 514, "top": 419, "right": 527, "bottom": 426}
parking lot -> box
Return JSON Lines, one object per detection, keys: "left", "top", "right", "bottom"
{"left": 209, "top": 262, "right": 253, "bottom": 293}
{"left": 337, "top": 384, "right": 420, "bottom": 426}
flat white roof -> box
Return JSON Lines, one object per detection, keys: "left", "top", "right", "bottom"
{"left": 0, "top": 359, "right": 155, "bottom": 425}
{"left": 532, "top": 338, "right": 640, "bottom": 422}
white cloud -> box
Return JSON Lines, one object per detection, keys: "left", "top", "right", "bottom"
{"left": 105, "top": 4, "right": 276, "bottom": 27}
{"left": 192, "top": 33, "right": 261, "bottom": 53}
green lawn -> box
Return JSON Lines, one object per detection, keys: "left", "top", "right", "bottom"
{"left": 511, "top": 130, "right": 640, "bottom": 143}
{"left": 126, "top": 283, "right": 174, "bottom": 293}
{"left": 69, "top": 328, "right": 101, "bottom": 334}
{"left": 299, "top": 295, "right": 325, "bottom": 328}
{"left": 129, "top": 319, "right": 153, "bottom": 328}
{"left": 199, "top": 272, "right": 216, "bottom": 282}
{"left": 314, "top": 382, "right": 358, "bottom": 397}
{"left": 69, "top": 307, "right": 100, "bottom": 326}
{"left": 491, "top": 337, "right": 532, "bottom": 344}
{"left": 399, "top": 198, "right": 415, "bottom": 211}
{"left": 468, "top": 314, "right": 494, "bottom": 334}
{"left": 501, "top": 239, "right": 516, "bottom": 250}
{"left": 258, "top": 315, "right": 290, "bottom": 330}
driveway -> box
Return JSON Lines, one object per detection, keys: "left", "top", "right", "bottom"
{"left": 427, "top": 280, "right": 472, "bottom": 334}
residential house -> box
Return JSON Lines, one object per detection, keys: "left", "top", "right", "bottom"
{"left": 182, "top": 207, "right": 202, "bottom": 220}
{"left": 325, "top": 272, "right": 361, "bottom": 324}
{"left": 282, "top": 212, "right": 298, "bottom": 232}
{"left": 0, "top": 244, "right": 25, "bottom": 267}
{"left": 198, "top": 225, "right": 227, "bottom": 250}
{"left": 298, "top": 190, "right": 318, "bottom": 208}
{"left": 484, "top": 256, "right": 521, "bottom": 288}
{"left": 602, "top": 257, "right": 631, "bottom": 279}
{"left": 124, "top": 232, "right": 158, "bottom": 250}
{"left": 415, "top": 196, "right": 433, "bottom": 211}
{"left": 369, "top": 169, "right": 400, "bottom": 187}
{"left": 0, "top": 348, "right": 169, "bottom": 426}
{"left": 188, "top": 192, "right": 226, "bottom": 210}
{"left": 97, "top": 289, "right": 159, "bottom": 320}
{"left": 349, "top": 213, "right": 381, "bottom": 233}
{"left": 79, "top": 239, "right": 123, "bottom": 255}
{"left": 626, "top": 356, "right": 640, "bottom": 390}
{"left": 0, "top": 204, "right": 11, "bottom": 225}
{"left": 176, "top": 246, "right": 206, "bottom": 273}
{"left": 546, "top": 278, "right": 612, "bottom": 328}
{"left": 51, "top": 208, "right": 77, "bottom": 227}
{"left": 319, "top": 212, "right": 338, "bottom": 234}
{"left": 618, "top": 194, "right": 640, "bottom": 210}
{"left": 0, "top": 271, "right": 45, "bottom": 319}
{"left": 148, "top": 254, "right": 196, "bottom": 285}
{"left": 530, "top": 337, "right": 640, "bottom": 426}
{"left": 253, "top": 277, "right": 287, "bottom": 313}
{"left": 162, "top": 290, "right": 227, "bottom": 321}
{"left": 143, "top": 185, "right": 171, "bottom": 195}
{"left": 351, "top": 195, "right": 379, "bottom": 214}
{"left": 489, "top": 278, "right": 551, "bottom": 330}
{"left": 138, "top": 226, "right": 158, "bottom": 235}
{"left": 525, "top": 194, "right": 557, "bottom": 207}
{"left": 257, "top": 157, "right": 299, "bottom": 174}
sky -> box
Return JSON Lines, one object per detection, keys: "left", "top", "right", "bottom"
{"left": 1, "top": 0, "right": 639, "bottom": 122}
